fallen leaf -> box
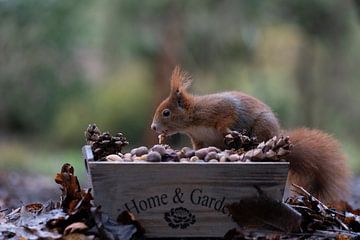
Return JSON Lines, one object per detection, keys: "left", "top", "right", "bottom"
{"left": 64, "top": 222, "right": 88, "bottom": 235}
{"left": 63, "top": 232, "right": 93, "bottom": 240}
{"left": 223, "top": 228, "right": 245, "bottom": 240}
{"left": 117, "top": 210, "right": 145, "bottom": 235}
{"left": 336, "top": 234, "right": 352, "bottom": 240}
{"left": 227, "top": 187, "right": 301, "bottom": 232}
{"left": 25, "top": 203, "right": 43, "bottom": 214}
{"left": 287, "top": 184, "right": 360, "bottom": 234}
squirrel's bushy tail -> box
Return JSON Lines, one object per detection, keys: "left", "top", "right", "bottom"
{"left": 285, "top": 128, "right": 350, "bottom": 203}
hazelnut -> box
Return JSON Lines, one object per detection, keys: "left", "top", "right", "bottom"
{"left": 180, "top": 158, "right": 189, "bottom": 162}
{"left": 123, "top": 153, "right": 132, "bottom": 162}
{"left": 139, "top": 154, "right": 148, "bottom": 161}
{"left": 195, "top": 148, "right": 208, "bottom": 159}
{"left": 183, "top": 148, "right": 195, "bottom": 158}
{"left": 147, "top": 151, "right": 161, "bottom": 162}
{"left": 207, "top": 146, "right": 221, "bottom": 153}
{"left": 190, "top": 156, "right": 199, "bottom": 162}
{"left": 158, "top": 134, "right": 166, "bottom": 144}
{"left": 151, "top": 144, "right": 166, "bottom": 156}
{"left": 131, "top": 146, "right": 148, "bottom": 157}
{"left": 229, "top": 154, "right": 240, "bottom": 162}
{"left": 205, "top": 152, "right": 218, "bottom": 162}
{"left": 105, "top": 154, "right": 123, "bottom": 161}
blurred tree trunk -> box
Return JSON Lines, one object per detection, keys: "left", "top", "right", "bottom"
{"left": 295, "top": 38, "right": 316, "bottom": 127}
{"left": 143, "top": 2, "right": 184, "bottom": 145}
{"left": 353, "top": 0, "right": 360, "bottom": 19}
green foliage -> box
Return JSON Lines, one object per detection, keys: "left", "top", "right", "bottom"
{"left": 53, "top": 64, "right": 153, "bottom": 147}
{"left": 0, "top": 0, "right": 359, "bottom": 174}
{"left": 0, "top": 141, "right": 87, "bottom": 183}
{"left": 282, "top": 0, "right": 351, "bottom": 44}
{"left": 0, "top": 0, "right": 88, "bottom": 134}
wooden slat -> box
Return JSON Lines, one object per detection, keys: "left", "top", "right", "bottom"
{"left": 86, "top": 161, "right": 289, "bottom": 238}
{"left": 82, "top": 145, "right": 94, "bottom": 188}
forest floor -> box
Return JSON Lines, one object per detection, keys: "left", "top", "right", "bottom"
{"left": 0, "top": 170, "right": 359, "bottom": 210}
{"left": 0, "top": 171, "right": 58, "bottom": 210}
{"left": 0, "top": 170, "right": 359, "bottom": 239}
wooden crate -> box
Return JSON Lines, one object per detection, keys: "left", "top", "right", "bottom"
{"left": 82, "top": 145, "right": 289, "bottom": 238}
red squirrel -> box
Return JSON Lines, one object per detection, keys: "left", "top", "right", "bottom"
{"left": 151, "top": 66, "right": 350, "bottom": 203}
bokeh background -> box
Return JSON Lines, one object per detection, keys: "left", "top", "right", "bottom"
{"left": 0, "top": 0, "right": 360, "bottom": 205}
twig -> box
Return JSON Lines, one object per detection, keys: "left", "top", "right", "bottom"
{"left": 292, "top": 184, "right": 328, "bottom": 210}
{"left": 287, "top": 204, "right": 313, "bottom": 211}
{"left": 335, "top": 217, "right": 350, "bottom": 231}
{"left": 291, "top": 183, "right": 349, "bottom": 231}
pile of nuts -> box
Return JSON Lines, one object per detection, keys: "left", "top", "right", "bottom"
{"left": 85, "top": 124, "right": 292, "bottom": 163}
{"left": 104, "top": 136, "right": 292, "bottom": 163}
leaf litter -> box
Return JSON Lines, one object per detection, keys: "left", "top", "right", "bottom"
{"left": 1, "top": 124, "right": 360, "bottom": 239}
{"left": 0, "top": 163, "right": 144, "bottom": 240}
{"left": 225, "top": 184, "right": 360, "bottom": 239}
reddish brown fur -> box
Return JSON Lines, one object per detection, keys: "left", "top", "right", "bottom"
{"left": 285, "top": 128, "right": 350, "bottom": 203}
{"left": 151, "top": 67, "right": 350, "bottom": 203}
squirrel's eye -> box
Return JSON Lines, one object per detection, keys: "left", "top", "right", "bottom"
{"left": 162, "top": 109, "right": 171, "bottom": 117}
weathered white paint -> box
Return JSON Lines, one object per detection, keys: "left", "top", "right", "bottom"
{"left": 83, "top": 145, "right": 289, "bottom": 238}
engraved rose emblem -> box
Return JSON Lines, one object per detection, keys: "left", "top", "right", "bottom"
{"left": 164, "top": 207, "right": 196, "bottom": 229}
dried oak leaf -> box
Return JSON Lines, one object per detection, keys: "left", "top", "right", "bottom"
{"left": 64, "top": 222, "right": 89, "bottom": 235}
{"left": 343, "top": 212, "right": 360, "bottom": 232}
{"left": 63, "top": 232, "right": 92, "bottom": 240}
{"left": 25, "top": 203, "right": 43, "bottom": 214}
{"left": 55, "top": 164, "right": 80, "bottom": 196}
{"left": 287, "top": 184, "right": 355, "bottom": 233}
{"left": 90, "top": 206, "right": 116, "bottom": 240}
{"left": 117, "top": 211, "right": 145, "bottom": 236}
{"left": 330, "top": 201, "right": 360, "bottom": 216}
{"left": 336, "top": 234, "right": 352, "bottom": 240}
{"left": 0, "top": 231, "right": 16, "bottom": 239}
{"left": 227, "top": 188, "right": 301, "bottom": 232}
{"left": 55, "top": 163, "right": 86, "bottom": 214}
{"left": 223, "top": 228, "right": 245, "bottom": 240}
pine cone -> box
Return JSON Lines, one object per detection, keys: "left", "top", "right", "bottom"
{"left": 85, "top": 124, "right": 101, "bottom": 144}
{"left": 224, "top": 130, "right": 258, "bottom": 151}
{"left": 239, "top": 136, "right": 293, "bottom": 162}
{"left": 85, "top": 124, "right": 129, "bottom": 160}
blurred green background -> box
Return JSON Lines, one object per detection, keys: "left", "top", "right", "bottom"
{"left": 0, "top": 0, "right": 360, "bottom": 188}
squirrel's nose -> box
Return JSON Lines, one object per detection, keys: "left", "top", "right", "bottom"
{"left": 151, "top": 123, "right": 157, "bottom": 131}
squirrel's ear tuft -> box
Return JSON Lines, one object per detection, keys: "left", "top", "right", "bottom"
{"left": 170, "top": 66, "right": 192, "bottom": 93}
